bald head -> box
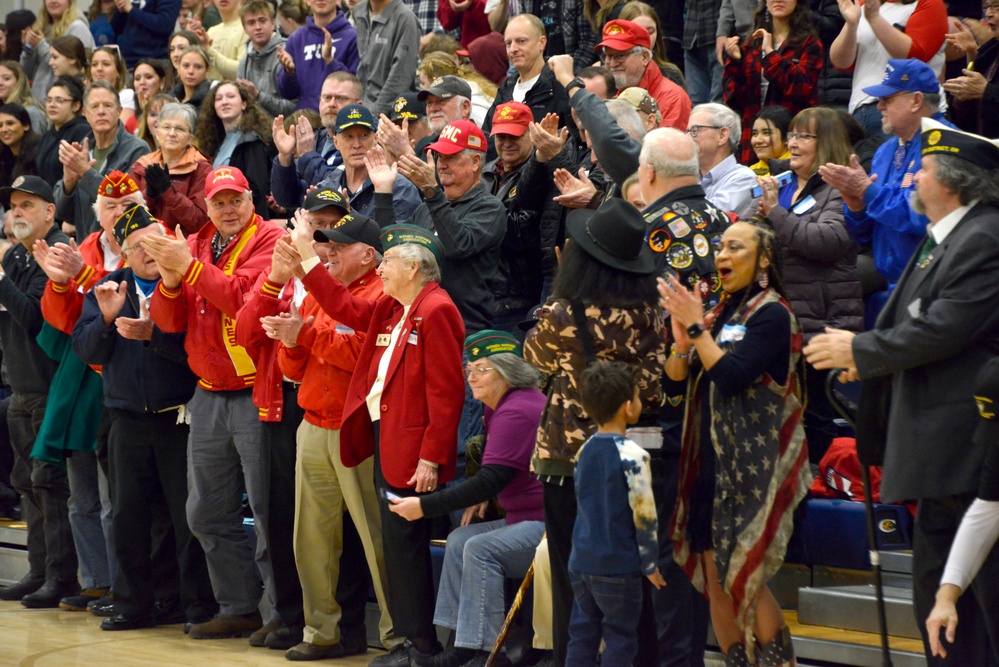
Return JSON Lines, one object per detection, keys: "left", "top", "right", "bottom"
{"left": 507, "top": 13, "right": 545, "bottom": 38}
{"left": 505, "top": 13, "right": 547, "bottom": 77}
{"left": 638, "top": 128, "right": 700, "bottom": 202}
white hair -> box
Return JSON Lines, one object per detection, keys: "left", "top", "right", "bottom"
{"left": 606, "top": 99, "right": 647, "bottom": 142}
{"left": 691, "top": 102, "right": 741, "bottom": 155}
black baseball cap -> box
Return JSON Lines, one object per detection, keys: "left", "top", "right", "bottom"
{"left": 417, "top": 75, "right": 472, "bottom": 102}
{"left": 314, "top": 212, "right": 383, "bottom": 252}
{"left": 335, "top": 104, "right": 377, "bottom": 134}
{"left": 0, "top": 175, "right": 54, "bottom": 209}
{"left": 390, "top": 93, "right": 426, "bottom": 123}
{"left": 303, "top": 188, "right": 349, "bottom": 214}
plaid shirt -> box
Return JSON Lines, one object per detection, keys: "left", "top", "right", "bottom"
{"left": 404, "top": 0, "right": 443, "bottom": 34}
{"left": 684, "top": 0, "right": 724, "bottom": 50}
{"left": 723, "top": 35, "right": 824, "bottom": 164}
{"left": 562, "top": 0, "right": 600, "bottom": 68}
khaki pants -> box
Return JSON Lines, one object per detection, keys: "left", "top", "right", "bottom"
{"left": 533, "top": 536, "right": 553, "bottom": 650}
{"left": 294, "top": 421, "right": 395, "bottom": 646}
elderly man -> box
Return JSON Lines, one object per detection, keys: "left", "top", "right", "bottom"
{"left": 271, "top": 72, "right": 363, "bottom": 210}
{"left": 378, "top": 76, "right": 475, "bottom": 162}
{"left": 688, "top": 102, "right": 757, "bottom": 217}
{"left": 481, "top": 15, "right": 574, "bottom": 152}
{"left": 482, "top": 101, "right": 549, "bottom": 333}
{"left": 143, "top": 166, "right": 284, "bottom": 640}
{"left": 388, "top": 93, "right": 431, "bottom": 150}
{"left": 312, "top": 104, "right": 421, "bottom": 219}
{"left": 54, "top": 81, "right": 149, "bottom": 241}
{"left": 0, "top": 177, "right": 77, "bottom": 608}
{"left": 72, "top": 204, "right": 215, "bottom": 632}
{"left": 255, "top": 211, "right": 399, "bottom": 660}
{"left": 596, "top": 19, "right": 692, "bottom": 130}
{"left": 619, "top": 87, "right": 663, "bottom": 133}
{"left": 805, "top": 121, "right": 999, "bottom": 666}
{"left": 820, "top": 59, "right": 954, "bottom": 292}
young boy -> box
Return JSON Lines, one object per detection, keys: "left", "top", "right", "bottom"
{"left": 567, "top": 360, "right": 666, "bottom": 667}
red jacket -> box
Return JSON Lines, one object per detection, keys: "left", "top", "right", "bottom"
{"left": 41, "top": 231, "right": 123, "bottom": 335}
{"left": 723, "top": 35, "right": 824, "bottom": 164}
{"left": 437, "top": 0, "right": 490, "bottom": 48}
{"left": 150, "top": 215, "right": 283, "bottom": 392}
{"left": 637, "top": 63, "right": 692, "bottom": 131}
{"left": 129, "top": 147, "right": 213, "bottom": 235}
{"left": 301, "top": 264, "right": 464, "bottom": 488}
{"left": 278, "top": 268, "right": 383, "bottom": 430}
{"left": 234, "top": 274, "right": 293, "bottom": 422}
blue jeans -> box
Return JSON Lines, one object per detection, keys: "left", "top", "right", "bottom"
{"left": 566, "top": 570, "right": 644, "bottom": 667}
{"left": 434, "top": 518, "right": 545, "bottom": 649}
{"left": 683, "top": 44, "right": 723, "bottom": 105}
{"left": 67, "top": 449, "right": 115, "bottom": 590}
{"left": 852, "top": 102, "right": 890, "bottom": 146}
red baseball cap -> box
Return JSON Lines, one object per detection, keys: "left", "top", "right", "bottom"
{"left": 205, "top": 166, "right": 250, "bottom": 200}
{"left": 425, "top": 119, "right": 487, "bottom": 155}
{"left": 596, "top": 19, "right": 651, "bottom": 52}
{"left": 490, "top": 101, "right": 533, "bottom": 137}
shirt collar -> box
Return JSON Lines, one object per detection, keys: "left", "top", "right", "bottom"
{"left": 702, "top": 154, "right": 737, "bottom": 186}
{"left": 928, "top": 199, "right": 979, "bottom": 245}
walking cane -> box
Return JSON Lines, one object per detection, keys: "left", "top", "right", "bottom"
{"left": 825, "top": 370, "right": 894, "bottom": 667}
{"left": 486, "top": 533, "right": 544, "bottom": 667}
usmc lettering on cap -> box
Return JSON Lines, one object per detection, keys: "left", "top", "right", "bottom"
{"left": 440, "top": 124, "right": 463, "bottom": 142}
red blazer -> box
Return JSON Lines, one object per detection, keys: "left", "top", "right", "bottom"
{"left": 302, "top": 264, "right": 465, "bottom": 488}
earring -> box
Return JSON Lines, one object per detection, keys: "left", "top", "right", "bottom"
{"left": 757, "top": 270, "right": 769, "bottom": 289}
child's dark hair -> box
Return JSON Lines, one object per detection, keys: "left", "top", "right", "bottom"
{"left": 579, "top": 361, "right": 638, "bottom": 425}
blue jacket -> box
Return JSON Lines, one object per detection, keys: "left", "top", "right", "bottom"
{"left": 843, "top": 113, "right": 954, "bottom": 288}
{"left": 110, "top": 0, "right": 181, "bottom": 66}
{"left": 276, "top": 13, "right": 359, "bottom": 111}
{"left": 90, "top": 14, "right": 116, "bottom": 47}
{"left": 72, "top": 269, "right": 197, "bottom": 413}
{"left": 269, "top": 128, "right": 341, "bottom": 210}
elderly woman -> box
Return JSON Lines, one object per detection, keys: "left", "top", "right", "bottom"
{"left": 285, "top": 220, "right": 465, "bottom": 667}
{"left": 757, "top": 106, "right": 863, "bottom": 463}
{"left": 128, "top": 102, "right": 212, "bottom": 234}
{"left": 662, "top": 218, "right": 811, "bottom": 667}
{"left": 389, "top": 330, "right": 545, "bottom": 667}
{"left": 525, "top": 198, "right": 666, "bottom": 666}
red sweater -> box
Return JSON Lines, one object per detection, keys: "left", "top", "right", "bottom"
{"left": 278, "top": 268, "right": 383, "bottom": 430}
{"left": 437, "top": 0, "right": 491, "bottom": 48}
{"left": 149, "top": 216, "right": 283, "bottom": 392}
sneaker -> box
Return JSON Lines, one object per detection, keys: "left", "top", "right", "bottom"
{"left": 59, "top": 587, "right": 110, "bottom": 612}
{"left": 88, "top": 592, "right": 116, "bottom": 617}
{"left": 248, "top": 619, "right": 281, "bottom": 647}
{"left": 188, "top": 610, "right": 263, "bottom": 640}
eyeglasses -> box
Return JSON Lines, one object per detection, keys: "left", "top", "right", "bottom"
{"left": 983, "top": 1, "right": 999, "bottom": 11}
{"left": 320, "top": 94, "right": 360, "bottom": 105}
{"left": 786, "top": 131, "right": 817, "bottom": 142}
{"left": 44, "top": 96, "right": 73, "bottom": 104}
{"left": 157, "top": 124, "right": 189, "bottom": 135}
{"left": 685, "top": 125, "right": 722, "bottom": 138}
{"left": 600, "top": 47, "right": 642, "bottom": 64}
{"left": 878, "top": 90, "right": 915, "bottom": 105}
{"left": 464, "top": 366, "right": 494, "bottom": 379}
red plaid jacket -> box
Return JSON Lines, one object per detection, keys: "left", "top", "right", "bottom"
{"left": 723, "top": 35, "right": 824, "bottom": 165}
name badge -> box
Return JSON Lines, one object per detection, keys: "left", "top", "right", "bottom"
{"left": 719, "top": 324, "right": 747, "bottom": 344}
{"left": 376, "top": 334, "right": 391, "bottom": 346}
{"left": 792, "top": 195, "right": 817, "bottom": 215}
{"left": 407, "top": 331, "right": 418, "bottom": 345}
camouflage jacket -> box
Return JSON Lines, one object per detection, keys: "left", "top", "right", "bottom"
{"left": 524, "top": 299, "right": 667, "bottom": 477}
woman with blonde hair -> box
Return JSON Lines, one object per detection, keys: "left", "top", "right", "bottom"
{"left": 416, "top": 52, "right": 496, "bottom": 127}
{"left": 169, "top": 44, "right": 214, "bottom": 109}
{"left": 20, "top": 0, "right": 94, "bottom": 102}
{"left": 0, "top": 60, "right": 47, "bottom": 134}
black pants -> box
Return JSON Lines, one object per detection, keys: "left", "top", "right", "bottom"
{"left": 803, "top": 363, "right": 836, "bottom": 465}
{"left": 8, "top": 391, "right": 77, "bottom": 582}
{"left": 261, "top": 382, "right": 305, "bottom": 629}
{"left": 913, "top": 494, "right": 999, "bottom": 667}
{"left": 635, "top": 452, "right": 710, "bottom": 667}
{"left": 373, "top": 422, "right": 436, "bottom": 641}
{"left": 108, "top": 407, "right": 215, "bottom": 620}
{"left": 542, "top": 477, "right": 576, "bottom": 667}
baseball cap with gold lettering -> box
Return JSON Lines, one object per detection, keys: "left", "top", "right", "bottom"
{"left": 490, "top": 101, "right": 532, "bottom": 137}
{"left": 204, "top": 166, "right": 250, "bottom": 200}
{"left": 425, "top": 119, "right": 487, "bottom": 155}
{"left": 596, "top": 19, "right": 651, "bottom": 52}
{"left": 920, "top": 117, "right": 999, "bottom": 170}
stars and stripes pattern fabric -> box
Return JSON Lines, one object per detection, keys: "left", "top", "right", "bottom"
{"left": 671, "top": 288, "right": 811, "bottom": 650}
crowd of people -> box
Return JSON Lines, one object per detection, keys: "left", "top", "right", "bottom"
{"left": 0, "top": 0, "right": 997, "bottom": 666}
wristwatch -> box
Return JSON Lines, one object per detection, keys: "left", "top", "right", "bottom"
{"left": 686, "top": 322, "right": 706, "bottom": 339}
{"left": 421, "top": 185, "right": 442, "bottom": 199}
{"left": 565, "top": 77, "right": 586, "bottom": 95}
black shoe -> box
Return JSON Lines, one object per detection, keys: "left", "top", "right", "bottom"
{"left": 460, "top": 651, "right": 511, "bottom": 667}
{"left": 341, "top": 630, "right": 369, "bottom": 656}
{"left": 414, "top": 645, "right": 475, "bottom": 667}
{"left": 88, "top": 593, "right": 116, "bottom": 617}
{"left": 264, "top": 623, "right": 303, "bottom": 650}
{"left": 59, "top": 587, "right": 111, "bottom": 611}
{"left": 22, "top": 580, "right": 80, "bottom": 608}
{"left": 153, "top": 599, "right": 186, "bottom": 626}
{"left": 370, "top": 643, "right": 413, "bottom": 667}
{"left": 100, "top": 613, "right": 157, "bottom": 631}
{"left": 0, "top": 573, "right": 44, "bottom": 601}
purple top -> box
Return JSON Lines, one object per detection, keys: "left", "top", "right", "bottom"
{"left": 483, "top": 387, "right": 546, "bottom": 524}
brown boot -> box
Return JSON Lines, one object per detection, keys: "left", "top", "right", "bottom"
{"left": 248, "top": 619, "right": 281, "bottom": 647}
{"left": 757, "top": 626, "right": 796, "bottom": 667}
{"left": 188, "top": 610, "right": 263, "bottom": 640}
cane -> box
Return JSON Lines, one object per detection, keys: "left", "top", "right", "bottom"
{"left": 825, "top": 370, "right": 894, "bottom": 667}
{"left": 486, "top": 533, "right": 544, "bottom": 667}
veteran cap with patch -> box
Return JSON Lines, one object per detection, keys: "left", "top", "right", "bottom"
{"left": 617, "top": 87, "right": 661, "bottom": 125}
{"left": 205, "top": 166, "right": 250, "bottom": 200}
{"left": 380, "top": 224, "right": 443, "bottom": 264}
{"left": 0, "top": 175, "right": 54, "bottom": 208}
{"left": 314, "top": 212, "right": 383, "bottom": 251}
{"left": 596, "top": 19, "right": 651, "bottom": 52}
{"left": 98, "top": 170, "right": 141, "bottom": 199}
{"left": 425, "top": 119, "right": 487, "bottom": 155}
{"left": 390, "top": 93, "right": 426, "bottom": 123}
{"left": 336, "top": 104, "right": 377, "bottom": 134}
{"left": 417, "top": 75, "right": 473, "bottom": 102}
{"left": 920, "top": 117, "right": 999, "bottom": 170}
{"left": 490, "top": 101, "right": 533, "bottom": 137}
{"left": 303, "top": 188, "right": 350, "bottom": 214}
{"left": 113, "top": 203, "right": 160, "bottom": 247}
{"left": 862, "top": 58, "right": 939, "bottom": 98}
{"left": 465, "top": 329, "right": 522, "bottom": 361}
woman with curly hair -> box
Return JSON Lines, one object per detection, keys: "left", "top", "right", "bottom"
{"left": 0, "top": 61, "right": 47, "bottom": 133}
{"left": 20, "top": 0, "right": 94, "bottom": 103}
{"left": 194, "top": 81, "right": 274, "bottom": 218}
{"left": 722, "top": 0, "right": 824, "bottom": 164}
{"left": 0, "top": 103, "right": 39, "bottom": 185}
{"left": 417, "top": 52, "right": 497, "bottom": 127}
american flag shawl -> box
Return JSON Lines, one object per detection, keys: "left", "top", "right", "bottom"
{"left": 671, "top": 287, "right": 811, "bottom": 650}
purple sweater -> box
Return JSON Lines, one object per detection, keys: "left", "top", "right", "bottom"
{"left": 484, "top": 388, "right": 546, "bottom": 524}
{"left": 276, "top": 13, "right": 359, "bottom": 111}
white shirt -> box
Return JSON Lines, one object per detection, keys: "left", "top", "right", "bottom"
{"left": 941, "top": 498, "right": 999, "bottom": 591}
{"left": 701, "top": 154, "right": 759, "bottom": 219}
{"left": 513, "top": 73, "right": 540, "bottom": 104}
{"left": 365, "top": 305, "right": 410, "bottom": 421}
{"left": 928, "top": 200, "right": 979, "bottom": 245}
